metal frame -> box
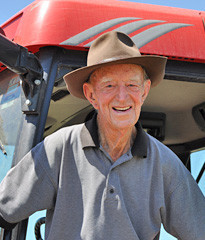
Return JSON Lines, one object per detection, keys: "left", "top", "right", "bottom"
{"left": 1, "top": 47, "right": 87, "bottom": 240}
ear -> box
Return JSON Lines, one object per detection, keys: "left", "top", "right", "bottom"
{"left": 142, "top": 79, "right": 151, "bottom": 102}
{"left": 83, "top": 82, "right": 99, "bottom": 109}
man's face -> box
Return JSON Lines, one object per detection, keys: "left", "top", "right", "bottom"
{"left": 83, "top": 64, "right": 151, "bottom": 131}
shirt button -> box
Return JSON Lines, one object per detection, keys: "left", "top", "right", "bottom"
{"left": 110, "top": 188, "right": 115, "bottom": 194}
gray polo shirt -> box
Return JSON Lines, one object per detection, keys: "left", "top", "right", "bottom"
{"left": 0, "top": 114, "right": 205, "bottom": 240}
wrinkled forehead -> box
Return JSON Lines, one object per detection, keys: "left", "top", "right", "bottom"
{"left": 89, "top": 63, "right": 144, "bottom": 83}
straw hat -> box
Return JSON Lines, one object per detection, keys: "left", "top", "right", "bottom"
{"left": 64, "top": 31, "right": 167, "bottom": 99}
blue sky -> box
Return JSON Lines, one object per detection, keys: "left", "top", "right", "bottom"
{"left": 1, "top": 1, "right": 204, "bottom": 240}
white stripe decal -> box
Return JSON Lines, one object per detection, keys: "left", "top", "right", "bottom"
{"left": 116, "top": 19, "right": 165, "bottom": 34}
{"left": 132, "top": 23, "right": 193, "bottom": 48}
{"left": 60, "top": 18, "right": 193, "bottom": 49}
{"left": 60, "top": 17, "right": 140, "bottom": 45}
{"left": 85, "top": 19, "right": 165, "bottom": 47}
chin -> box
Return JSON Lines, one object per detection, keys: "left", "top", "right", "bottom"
{"left": 110, "top": 120, "right": 137, "bottom": 130}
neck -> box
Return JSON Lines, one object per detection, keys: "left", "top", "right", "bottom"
{"left": 97, "top": 116, "right": 137, "bottom": 162}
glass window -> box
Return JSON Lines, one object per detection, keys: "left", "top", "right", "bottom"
{"left": 26, "top": 210, "right": 46, "bottom": 240}
{"left": 0, "top": 71, "right": 22, "bottom": 235}
{"left": 160, "top": 225, "right": 177, "bottom": 240}
{"left": 0, "top": 72, "right": 22, "bottom": 182}
{"left": 190, "top": 149, "right": 205, "bottom": 195}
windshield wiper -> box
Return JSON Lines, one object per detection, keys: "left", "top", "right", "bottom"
{"left": 0, "top": 139, "right": 7, "bottom": 155}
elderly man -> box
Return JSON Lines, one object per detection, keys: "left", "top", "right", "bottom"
{"left": 0, "top": 31, "right": 205, "bottom": 240}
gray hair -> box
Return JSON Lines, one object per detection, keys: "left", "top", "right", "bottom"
{"left": 142, "top": 68, "right": 149, "bottom": 81}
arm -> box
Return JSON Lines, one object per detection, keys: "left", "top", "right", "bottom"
{"left": 0, "top": 130, "right": 63, "bottom": 226}
{"left": 161, "top": 164, "right": 205, "bottom": 240}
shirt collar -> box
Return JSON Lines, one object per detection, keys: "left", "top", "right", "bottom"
{"left": 81, "top": 112, "right": 100, "bottom": 148}
{"left": 80, "top": 112, "right": 148, "bottom": 158}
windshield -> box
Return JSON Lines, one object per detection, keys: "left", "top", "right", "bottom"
{"left": 0, "top": 70, "right": 22, "bottom": 183}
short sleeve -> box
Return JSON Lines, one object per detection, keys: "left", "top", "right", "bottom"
{"left": 161, "top": 166, "right": 205, "bottom": 240}
{"left": 0, "top": 129, "right": 64, "bottom": 224}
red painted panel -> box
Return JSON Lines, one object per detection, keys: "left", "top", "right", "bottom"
{"left": 1, "top": 0, "right": 205, "bottom": 63}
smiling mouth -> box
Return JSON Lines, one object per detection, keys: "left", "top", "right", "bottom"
{"left": 113, "top": 106, "right": 132, "bottom": 112}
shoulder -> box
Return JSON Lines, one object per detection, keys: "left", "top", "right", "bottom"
{"left": 28, "top": 123, "right": 85, "bottom": 183}
{"left": 146, "top": 133, "right": 178, "bottom": 162}
{"left": 31, "top": 123, "right": 84, "bottom": 166}
{"left": 145, "top": 133, "right": 191, "bottom": 190}
{"left": 44, "top": 123, "right": 84, "bottom": 148}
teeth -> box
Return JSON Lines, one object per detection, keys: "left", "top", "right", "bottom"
{"left": 114, "top": 106, "right": 131, "bottom": 111}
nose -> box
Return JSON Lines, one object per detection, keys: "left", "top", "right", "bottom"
{"left": 116, "top": 85, "right": 128, "bottom": 101}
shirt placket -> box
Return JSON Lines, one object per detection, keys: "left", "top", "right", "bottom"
{"left": 102, "top": 150, "right": 133, "bottom": 202}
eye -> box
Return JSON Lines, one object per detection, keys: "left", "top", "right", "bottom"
{"left": 106, "top": 84, "right": 114, "bottom": 88}
{"left": 127, "top": 84, "right": 140, "bottom": 89}
{"left": 128, "top": 84, "right": 135, "bottom": 87}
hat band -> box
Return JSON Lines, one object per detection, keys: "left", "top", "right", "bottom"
{"left": 95, "top": 55, "right": 129, "bottom": 65}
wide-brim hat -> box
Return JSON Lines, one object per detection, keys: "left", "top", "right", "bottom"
{"left": 64, "top": 31, "right": 167, "bottom": 99}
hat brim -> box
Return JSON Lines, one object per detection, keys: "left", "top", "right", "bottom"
{"left": 63, "top": 55, "right": 167, "bottom": 99}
